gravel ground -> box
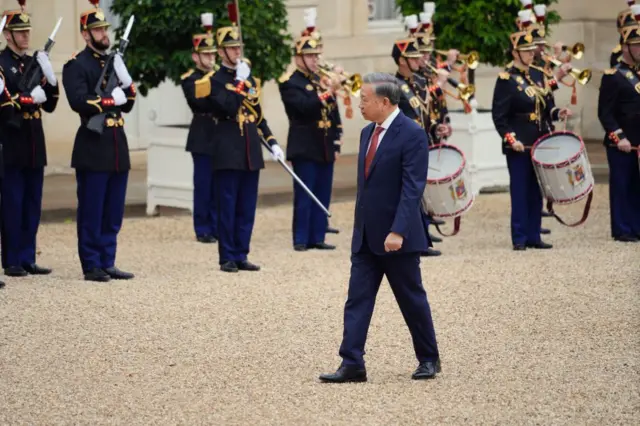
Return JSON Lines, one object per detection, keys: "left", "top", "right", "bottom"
{"left": 1, "top": 183, "right": 638, "bottom": 425}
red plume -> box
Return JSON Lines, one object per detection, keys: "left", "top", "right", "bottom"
{"left": 17, "top": 0, "right": 26, "bottom": 11}
{"left": 88, "top": 0, "right": 100, "bottom": 7}
{"left": 227, "top": 2, "right": 238, "bottom": 25}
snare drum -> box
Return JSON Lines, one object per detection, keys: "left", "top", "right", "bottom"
{"left": 422, "top": 144, "right": 474, "bottom": 218}
{"left": 531, "top": 131, "right": 594, "bottom": 205}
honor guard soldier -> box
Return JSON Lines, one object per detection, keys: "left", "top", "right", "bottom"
{"left": 210, "top": 6, "right": 285, "bottom": 272}
{"left": 61, "top": 0, "right": 137, "bottom": 282}
{"left": 278, "top": 9, "right": 340, "bottom": 252}
{"left": 491, "top": 23, "right": 571, "bottom": 251}
{"left": 612, "top": 2, "right": 637, "bottom": 67}
{"left": 181, "top": 13, "right": 219, "bottom": 244}
{"left": 597, "top": 7, "right": 640, "bottom": 242}
{"left": 0, "top": 0, "right": 59, "bottom": 278}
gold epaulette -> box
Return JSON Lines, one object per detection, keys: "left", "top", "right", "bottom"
{"left": 278, "top": 70, "right": 292, "bottom": 84}
{"left": 612, "top": 44, "right": 621, "bottom": 54}
{"left": 499, "top": 72, "right": 510, "bottom": 80}
{"left": 181, "top": 69, "right": 195, "bottom": 80}
{"left": 194, "top": 70, "right": 215, "bottom": 98}
{"left": 604, "top": 68, "right": 617, "bottom": 75}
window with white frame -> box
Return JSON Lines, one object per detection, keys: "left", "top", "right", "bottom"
{"left": 368, "top": 0, "right": 399, "bottom": 21}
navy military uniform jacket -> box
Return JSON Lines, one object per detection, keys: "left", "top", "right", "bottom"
{"left": 598, "top": 62, "right": 640, "bottom": 148}
{"left": 62, "top": 46, "right": 137, "bottom": 172}
{"left": 610, "top": 45, "right": 623, "bottom": 68}
{"left": 492, "top": 65, "right": 560, "bottom": 154}
{"left": 278, "top": 69, "right": 342, "bottom": 163}
{"left": 181, "top": 68, "right": 217, "bottom": 156}
{"left": 209, "top": 65, "right": 277, "bottom": 171}
{"left": 0, "top": 49, "right": 59, "bottom": 169}
{"left": 396, "top": 72, "right": 439, "bottom": 143}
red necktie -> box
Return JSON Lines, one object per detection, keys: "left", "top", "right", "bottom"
{"left": 365, "top": 126, "right": 384, "bottom": 178}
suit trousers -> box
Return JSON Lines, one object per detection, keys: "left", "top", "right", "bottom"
{"left": 76, "top": 170, "right": 129, "bottom": 273}
{"left": 606, "top": 147, "right": 640, "bottom": 238}
{"left": 0, "top": 166, "right": 44, "bottom": 268}
{"left": 215, "top": 169, "right": 259, "bottom": 264}
{"left": 292, "top": 160, "right": 333, "bottom": 246}
{"left": 191, "top": 153, "right": 217, "bottom": 239}
{"left": 506, "top": 152, "right": 543, "bottom": 246}
{"left": 339, "top": 233, "right": 439, "bottom": 367}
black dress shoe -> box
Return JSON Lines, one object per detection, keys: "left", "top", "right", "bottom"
{"left": 309, "top": 242, "right": 336, "bottom": 250}
{"left": 237, "top": 260, "right": 261, "bottom": 271}
{"left": 103, "top": 267, "right": 134, "bottom": 280}
{"left": 540, "top": 228, "right": 551, "bottom": 235}
{"left": 421, "top": 247, "right": 441, "bottom": 257}
{"left": 326, "top": 226, "right": 340, "bottom": 234}
{"left": 0, "top": 280, "right": 5, "bottom": 289}
{"left": 411, "top": 361, "right": 438, "bottom": 380}
{"left": 197, "top": 235, "right": 217, "bottom": 243}
{"left": 429, "top": 233, "right": 443, "bottom": 243}
{"left": 319, "top": 365, "right": 367, "bottom": 383}
{"left": 526, "top": 241, "right": 553, "bottom": 249}
{"left": 513, "top": 244, "right": 526, "bottom": 251}
{"left": 614, "top": 235, "right": 639, "bottom": 242}
{"left": 294, "top": 244, "right": 308, "bottom": 252}
{"left": 4, "top": 266, "right": 28, "bottom": 277}
{"left": 23, "top": 264, "right": 52, "bottom": 275}
{"left": 220, "top": 261, "right": 239, "bottom": 272}
{"left": 84, "top": 268, "right": 111, "bottom": 282}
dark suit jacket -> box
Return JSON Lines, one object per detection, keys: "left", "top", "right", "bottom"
{"left": 351, "top": 110, "right": 429, "bottom": 255}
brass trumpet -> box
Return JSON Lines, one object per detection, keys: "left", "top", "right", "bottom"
{"left": 421, "top": 63, "right": 475, "bottom": 101}
{"left": 317, "top": 62, "right": 363, "bottom": 96}
{"left": 435, "top": 49, "right": 480, "bottom": 70}
{"left": 545, "top": 42, "right": 584, "bottom": 60}
{"left": 543, "top": 54, "right": 592, "bottom": 85}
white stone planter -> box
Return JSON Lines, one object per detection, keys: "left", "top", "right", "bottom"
{"left": 445, "top": 110, "right": 509, "bottom": 195}
{"left": 146, "top": 127, "right": 193, "bottom": 216}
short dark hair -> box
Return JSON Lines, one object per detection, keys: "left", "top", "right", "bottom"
{"left": 362, "top": 72, "right": 401, "bottom": 105}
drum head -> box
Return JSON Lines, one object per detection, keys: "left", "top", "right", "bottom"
{"left": 532, "top": 133, "right": 582, "bottom": 164}
{"left": 428, "top": 146, "right": 464, "bottom": 181}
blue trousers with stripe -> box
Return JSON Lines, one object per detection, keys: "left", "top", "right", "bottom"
{"left": 506, "top": 152, "right": 543, "bottom": 246}
{"left": 606, "top": 147, "right": 640, "bottom": 238}
{"left": 0, "top": 166, "right": 44, "bottom": 268}
{"left": 76, "top": 171, "right": 128, "bottom": 273}
{"left": 291, "top": 160, "right": 333, "bottom": 246}
{"left": 192, "top": 153, "right": 217, "bottom": 239}
{"left": 215, "top": 169, "right": 259, "bottom": 265}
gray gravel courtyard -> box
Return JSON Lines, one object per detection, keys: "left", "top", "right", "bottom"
{"left": 1, "top": 184, "right": 638, "bottom": 425}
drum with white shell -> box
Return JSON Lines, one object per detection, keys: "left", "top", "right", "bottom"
{"left": 422, "top": 144, "right": 474, "bottom": 219}
{"left": 531, "top": 131, "right": 594, "bottom": 204}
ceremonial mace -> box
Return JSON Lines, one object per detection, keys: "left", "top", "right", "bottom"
{"left": 229, "top": 1, "right": 331, "bottom": 217}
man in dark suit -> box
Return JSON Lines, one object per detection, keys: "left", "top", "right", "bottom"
{"left": 319, "top": 72, "right": 440, "bottom": 383}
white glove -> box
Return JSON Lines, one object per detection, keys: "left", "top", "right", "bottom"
{"left": 111, "top": 86, "right": 127, "bottom": 106}
{"left": 235, "top": 60, "right": 251, "bottom": 81}
{"left": 113, "top": 53, "right": 133, "bottom": 88}
{"left": 30, "top": 86, "right": 47, "bottom": 104}
{"left": 270, "top": 144, "right": 284, "bottom": 161}
{"left": 36, "top": 51, "right": 57, "bottom": 86}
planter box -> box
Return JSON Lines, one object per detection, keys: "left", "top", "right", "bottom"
{"left": 146, "top": 127, "right": 193, "bottom": 216}
{"left": 445, "top": 109, "right": 509, "bottom": 195}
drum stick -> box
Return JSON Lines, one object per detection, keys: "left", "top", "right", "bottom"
{"left": 429, "top": 166, "right": 441, "bottom": 172}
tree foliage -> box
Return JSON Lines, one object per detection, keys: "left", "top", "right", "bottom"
{"left": 395, "top": 0, "right": 561, "bottom": 67}
{"left": 110, "top": 0, "right": 293, "bottom": 96}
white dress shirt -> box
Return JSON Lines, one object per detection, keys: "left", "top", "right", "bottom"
{"left": 366, "top": 107, "right": 401, "bottom": 155}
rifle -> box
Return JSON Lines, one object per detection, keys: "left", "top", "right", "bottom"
{"left": 18, "top": 17, "right": 62, "bottom": 93}
{"left": 86, "top": 15, "right": 135, "bottom": 134}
